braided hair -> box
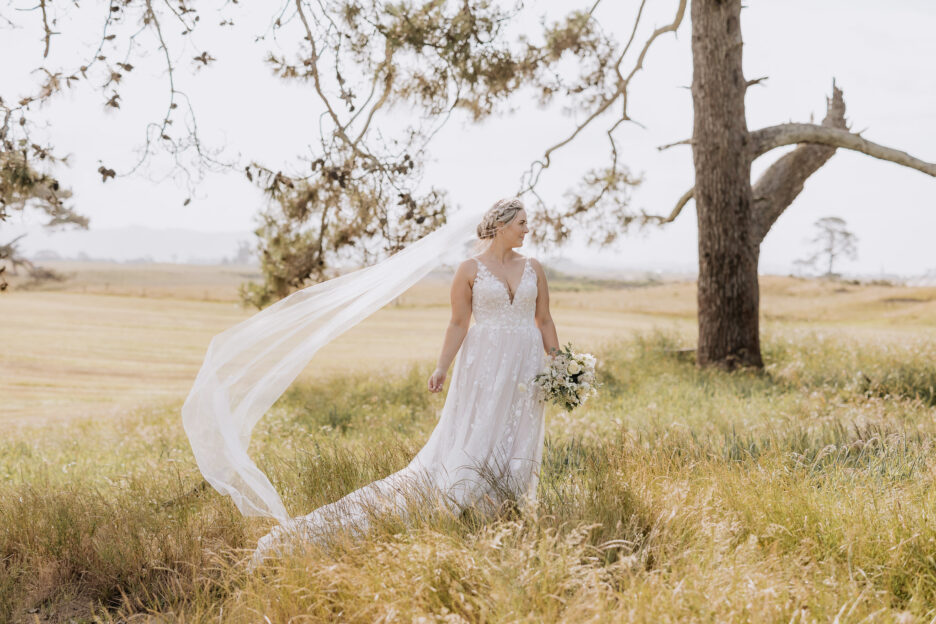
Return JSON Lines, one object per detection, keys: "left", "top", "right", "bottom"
{"left": 476, "top": 197, "right": 524, "bottom": 240}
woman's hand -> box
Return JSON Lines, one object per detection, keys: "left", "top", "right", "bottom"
{"left": 428, "top": 368, "right": 446, "bottom": 393}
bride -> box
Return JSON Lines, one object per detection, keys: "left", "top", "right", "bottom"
{"left": 249, "top": 197, "right": 560, "bottom": 565}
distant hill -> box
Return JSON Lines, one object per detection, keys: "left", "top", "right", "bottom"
{"left": 16, "top": 224, "right": 694, "bottom": 279}
{"left": 13, "top": 224, "right": 934, "bottom": 285}
{"left": 16, "top": 225, "right": 256, "bottom": 265}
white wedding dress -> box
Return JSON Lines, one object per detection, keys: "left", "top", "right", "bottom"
{"left": 251, "top": 255, "right": 547, "bottom": 564}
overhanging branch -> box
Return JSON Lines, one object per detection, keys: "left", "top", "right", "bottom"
{"left": 749, "top": 123, "right": 936, "bottom": 177}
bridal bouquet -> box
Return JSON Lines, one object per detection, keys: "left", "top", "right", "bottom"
{"left": 533, "top": 342, "right": 600, "bottom": 411}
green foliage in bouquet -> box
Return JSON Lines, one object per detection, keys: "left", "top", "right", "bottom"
{"left": 533, "top": 342, "right": 600, "bottom": 412}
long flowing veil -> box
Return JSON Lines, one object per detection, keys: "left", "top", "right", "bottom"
{"left": 182, "top": 204, "right": 486, "bottom": 522}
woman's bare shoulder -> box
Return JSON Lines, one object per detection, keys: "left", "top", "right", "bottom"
{"left": 455, "top": 258, "right": 479, "bottom": 283}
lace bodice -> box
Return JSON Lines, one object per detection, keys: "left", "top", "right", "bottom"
{"left": 471, "top": 256, "right": 537, "bottom": 328}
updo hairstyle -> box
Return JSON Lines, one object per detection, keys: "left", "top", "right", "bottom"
{"left": 476, "top": 197, "right": 524, "bottom": 240}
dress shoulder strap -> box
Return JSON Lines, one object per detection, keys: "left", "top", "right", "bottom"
{"left": 470, "top": 257, "right": 485, "bottom": 285}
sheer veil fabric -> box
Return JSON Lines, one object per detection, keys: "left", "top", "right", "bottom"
{"left": 250, "top": 235, "right": 548, "bottom": 566}
{"left": 182, "top": 204, "right": 487, "bottom": 522}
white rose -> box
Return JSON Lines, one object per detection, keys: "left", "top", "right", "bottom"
{"left": 568, "top": 360, "right": 582, "bottom": 375}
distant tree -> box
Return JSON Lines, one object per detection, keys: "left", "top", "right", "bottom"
{"left": 32, "top": 249, "right": 63, "bottom": 261}
{"left": 795, "top": 216, "right": 858, "bottom": 278}
{"left": 0, "top": 140, "right": 85, "bottom": 289}
{"left": 222, "top": 240, "right": 255, "bottom": 266}
{"left": 1, "top": 0, "right": 228, "bottom": 289}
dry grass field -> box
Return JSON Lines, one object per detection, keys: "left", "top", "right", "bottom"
{"left": 1, "top": 261, "right": 699, "bottom": 425}
{"left": 3, "top": 262, "right": 934, "bottom": 426}
{"left": 3, "top": 262, "right": 936, "bottom": 622}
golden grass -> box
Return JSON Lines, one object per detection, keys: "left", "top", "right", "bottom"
{"left": 4, "top": 264, "right": 936, "bottom": 621}
{"left": 1, "top": 265, "right": 695, "bottom": 425}
{"left": 5, "top": 265, "right": 936, "bottom": 425}
{"left": 3, "top": 330, "right": 936, "bottom": 621}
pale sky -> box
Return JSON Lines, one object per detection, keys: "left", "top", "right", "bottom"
{"left": 2, "top": 1, "right": 935, "bottom": 275}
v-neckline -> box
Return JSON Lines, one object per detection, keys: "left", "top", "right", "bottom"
{"left": 476, "top": 256, "right": 528, "bottom": 306}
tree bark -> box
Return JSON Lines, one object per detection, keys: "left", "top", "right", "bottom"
{"left": 691, "top": 0, "right": 762, "bottom": 369}
{"left": 751, "top": 82, "right": 847, "bottom": 244}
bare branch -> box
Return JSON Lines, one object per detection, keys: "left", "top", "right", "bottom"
{"left": 660, "top": 187, "right": 694, "bottom": 224}
{"left": 293, "top": 0, "right": 367, "bottom": 160}
{"left": 745, "top": 75, "right": 768, "bottom": 88}
{"left": 657, "top": 137, "right": 691, "bottom": 151}
{"left": 616, "top": 0, "right": 687, "bottom": 122}
{"left": 750, "top": 123, "right": 936, "bottom": 177}
{"left": 613, "top": 0, "right": 648, "bottom": 84}
{"left": 521, "top": 93, "right": 620, "bottom": 193}
{"left": 352, "top": 42, "right": 395, "bottom": 145}
{"left": 161, "top": 0, "right": 197, "bottom": 33}
{"left": 40, "top": 0, "right": 53, "bottom": 57}
{"left": 521, "top": 0, "right": 687, "bottom": 196}
{"left": 118, "top": 0, "right": 180, "bottom": 177}
{"left": 69, "top": 0, "right": 119, "bottom": 81}
{"left": 621, "top": 0, "right": 687, "bottom": 88}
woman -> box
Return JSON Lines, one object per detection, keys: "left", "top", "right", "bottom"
{"left": 250, "top": 197, "right": 560, "bottom": 566}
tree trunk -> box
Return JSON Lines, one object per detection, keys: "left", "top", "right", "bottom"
{"left": 691, "top": 0, "right": 763, "bottom": 369}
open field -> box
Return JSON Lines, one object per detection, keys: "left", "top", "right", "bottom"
{"left": 4, "top": 262, "right": 935, "bottom": 425}
{"left": 3, "top": 264, "right": 936, "bottom": 621}
{"left": 1, "top": 263, "right": 696, "bottom": 424}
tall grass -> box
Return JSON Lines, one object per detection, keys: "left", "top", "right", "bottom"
{"left": 3, "top": 330, "right": 936, "bottom": 621}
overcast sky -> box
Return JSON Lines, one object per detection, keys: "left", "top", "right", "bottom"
{"left": 3, "top": 1, "right": 935, "bottom": 275}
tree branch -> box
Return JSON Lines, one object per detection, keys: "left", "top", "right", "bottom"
{"left": 750, "top": 80, "right": 847, "bottom": 243}
{"left": 613, "top": 0, "right": 648, "bottom": 85}
{"left": 745, "top": 75, "right": 768, "bottom": 88}
{"left": 659, "top": 186, "right": 694, "bottom": 224}
{"left": 620, "top": 0, "right": 687, "bottom": 89}
{"left": 39, "top": 0, "right": 53, "bottom": 58}
{"left": 521, "top": 92, "right": 620, "bottom": 193}
{"left": 352, "top": 42, "right": 395, "bottom": 145}
{"left": 657, "top": 137, "right": 691, "bottom": 151}
{"left": 749, "top": 124, "right": 936, "bottom": 176}
{"left": 293, "top": 0, "right": 370, "bottom": 161}
{"left": 521, "top": 0, "right": 687, "bottom": 197}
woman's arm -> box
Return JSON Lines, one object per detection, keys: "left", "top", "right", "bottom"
{"left": 531, "top": 258, "right": 560, "bottom": 357}
{"left": 428, "top": 260, "right": 475, "bottom": 392}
